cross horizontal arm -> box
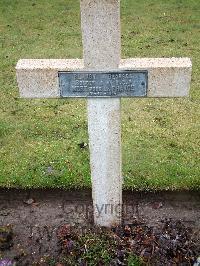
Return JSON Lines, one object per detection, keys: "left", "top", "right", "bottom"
{"left": 16, "top": 58, "right": 192, "bottom": 98}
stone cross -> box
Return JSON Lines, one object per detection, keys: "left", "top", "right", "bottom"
{"left": 16, "top": 0, "right": 192, "bottom": 227}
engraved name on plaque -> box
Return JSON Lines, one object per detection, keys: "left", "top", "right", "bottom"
{"left": 59, "top": 70, "right": 148, "bottom": 98}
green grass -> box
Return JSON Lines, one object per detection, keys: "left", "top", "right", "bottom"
{"left": 0, "top": 0, "right": 199, "bottom": 190}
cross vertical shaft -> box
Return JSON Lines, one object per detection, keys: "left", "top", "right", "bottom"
{"left": 80, "top": 0, "right": 122, "bottom": 226}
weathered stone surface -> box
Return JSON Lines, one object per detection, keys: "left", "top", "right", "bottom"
{"left": 120, "top": 58, "right": 192, "bottom": 97}
{"left": 16, "top": 58, "right": 192, "bottom": 98}
{"left": 80, "top": 0, "right": 121, "bottom": 70}
{"left": 81, "top": 0, "right": 122, "bottom": 226}
{"left": 16, "top": 59, "right": 84, "bottom": 98}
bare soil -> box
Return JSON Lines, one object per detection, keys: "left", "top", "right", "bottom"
{"left": 0, "top": 189, "right": 199, "bottom": 265}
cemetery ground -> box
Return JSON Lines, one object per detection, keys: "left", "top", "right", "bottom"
{"left": 0, "top": 189, "right": 200, "bottom": 265}
{"left": 0, "top": 0, "right": 200, "bottom": 265}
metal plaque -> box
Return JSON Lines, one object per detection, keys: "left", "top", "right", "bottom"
{"left": 59, "top": 70, "right": 148, "bottom": 98}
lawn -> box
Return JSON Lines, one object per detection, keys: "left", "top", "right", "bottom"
{"left": 0, "top": 0, "right": 199, "bottom": 190}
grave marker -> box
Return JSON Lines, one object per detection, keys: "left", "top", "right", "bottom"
{"left": 16, "top": 0, "right": 192, "bottom": 226}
